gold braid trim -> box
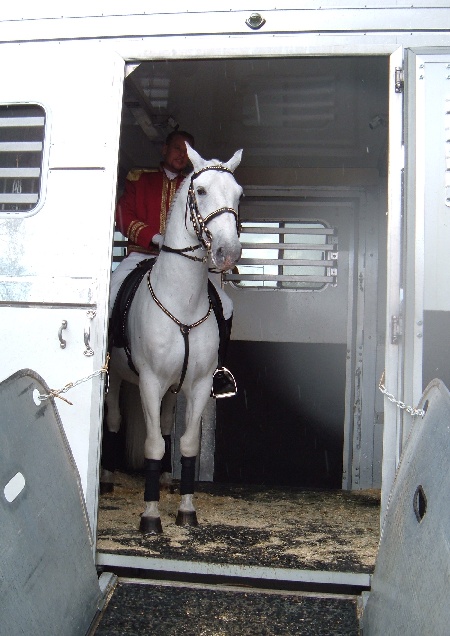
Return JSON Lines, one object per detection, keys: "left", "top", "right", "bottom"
{"left": 160, "top": 175, "right": 169, "bottom": 234}
{"left": 128, "top": 220, "right": 147, "bottom": 244}
{"left": 126, "top": 168, "right": 158, "bottom": 182}
{"left": 160, "top": 177, "right": 179, "bottom": 234}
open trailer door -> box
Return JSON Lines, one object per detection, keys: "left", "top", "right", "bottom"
{"left": 0, "top": 41, "right": 124, "bottom": 531}
{"left": 380, "top": 47, "right": 405, "bottom": 517}
{"left": 382, "top": 46, "right": 450, "bottom": 518}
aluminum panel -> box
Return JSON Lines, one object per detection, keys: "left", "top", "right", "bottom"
{"left": 362, "top": 379, "right": 450, "bottom": 634}
{"left": 0, "top": 369, "right": 105, "bottom": 636}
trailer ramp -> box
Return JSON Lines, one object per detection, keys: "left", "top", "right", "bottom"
{"left": 0, "top": 369, "right": 116, "bottom": 636}
{"left": 95, "top": 578, "right": 359, "bottom": 635}
{"left": 361, "top": 379, "right": 450, "bottom": 634}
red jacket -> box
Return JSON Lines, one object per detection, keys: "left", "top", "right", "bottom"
{"left": 116, "top": 166, "right": 185, "bottom": 256}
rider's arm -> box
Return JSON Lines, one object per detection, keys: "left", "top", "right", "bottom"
{"left": 115, "top": 172, "right": 161, "bottom": 249}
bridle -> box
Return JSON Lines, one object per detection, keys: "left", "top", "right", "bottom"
{"left": 187, "top": 165, "right": 240, "bottom": 251}
{"left": 148, "top": 163, "right": 240, "bottom": 394}
{"left": 159, "top": 164, "right": 240, "bottom": 262}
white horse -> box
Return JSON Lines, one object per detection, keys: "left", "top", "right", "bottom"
{"left": 101, "top": 144, "right": 243, "bottom": 533}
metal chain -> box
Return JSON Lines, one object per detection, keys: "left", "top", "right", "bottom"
{"left": 38, "top": 354, "right": 110, "bottom": 405}
{"left": 378, "top": 371, "right": 425, "bottom": 417}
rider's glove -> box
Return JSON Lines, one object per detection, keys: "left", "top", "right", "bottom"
{"left": 151, "top": 233, "right": 164, "bottom": 249}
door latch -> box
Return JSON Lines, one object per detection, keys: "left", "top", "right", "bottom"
{"left": 395, "top": 67, "right": 404, "bottom": 93}
{"left": 391, "top": 314, "right": 402, "bottom": 344}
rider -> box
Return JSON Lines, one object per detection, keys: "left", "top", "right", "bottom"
{"left": 110, "top": 129, "right": 236, "bottom": 398}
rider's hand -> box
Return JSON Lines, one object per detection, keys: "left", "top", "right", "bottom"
{"left": 151, "top": 233, "right": 164, "bottom": 249}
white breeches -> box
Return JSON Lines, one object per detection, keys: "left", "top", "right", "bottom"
{"left": 109, "top": 253, "right": 233, "bottom": 320}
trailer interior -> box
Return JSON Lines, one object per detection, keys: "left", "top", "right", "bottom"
{"left": 97, "top": 54, "right": 388, "bottom": 584}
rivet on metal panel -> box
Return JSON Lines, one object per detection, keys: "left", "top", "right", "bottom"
{"left": 245, "top": 13, "right": 266, "bottom": 30}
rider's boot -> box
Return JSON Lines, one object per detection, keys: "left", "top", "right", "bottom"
{"left": 211, "top": 316, "right": 237, "bottom": 398}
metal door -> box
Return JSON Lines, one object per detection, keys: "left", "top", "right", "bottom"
{"left": 381, "top": 47, "right": 450, "bottom": 516}
{"left": 0, "top": 41, "right": 124, "bottom": 530}
{"left": 222, "top": 188, "right": 364, "bottom": 490}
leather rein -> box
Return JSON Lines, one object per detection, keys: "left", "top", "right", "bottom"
{"left": 147, "top": 164, "right": 239, "bottom": 394}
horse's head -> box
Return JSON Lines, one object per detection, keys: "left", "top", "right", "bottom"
{"left": 186, "top": 144, "right": 243, "bottom": 271}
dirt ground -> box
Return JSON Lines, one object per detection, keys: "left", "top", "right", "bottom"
{"left": 97, "top": 471, "right": 380, "bottom": 573}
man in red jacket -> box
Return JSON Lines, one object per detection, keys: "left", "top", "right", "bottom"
{"left": 110, "top": 130, "right": 236, "bottom": 398}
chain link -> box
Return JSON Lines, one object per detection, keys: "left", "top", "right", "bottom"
{"left": 378, "top": 371, "right": 425, "bottom": 418}
{"left": 38, "top": 354, "right": 110, "bottom": 405}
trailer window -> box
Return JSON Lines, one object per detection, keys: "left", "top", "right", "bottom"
{"left": 226, "top": 220, "right": 337, "bottom": 290}
{"left": 0, "top": 104, "right": 45, "bottom": 214}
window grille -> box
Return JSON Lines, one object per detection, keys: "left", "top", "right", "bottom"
{"left": 112, "top": 230, "right": 127, "bottom": 270}
{"left": 0, "top": 104, "right": 45, "bottom": 213}
{"left": 225, "top": 220, "right": 338, "bottom": 290}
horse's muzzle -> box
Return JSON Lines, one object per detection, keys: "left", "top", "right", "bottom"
{"left": 212, "top": 242, "right": 242, "bottom": 271}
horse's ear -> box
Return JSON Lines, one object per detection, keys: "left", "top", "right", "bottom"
{"left": 186, "top": 143, "right": 206, "bottom": 172}
{"left": 223, "top": 149, "right": 243, "bottom": 173}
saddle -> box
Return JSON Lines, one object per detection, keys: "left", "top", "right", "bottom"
{"left": 109, "top": 258, "right": 156, "bottom": 374}
{"left": 109, "top": 258, "right": 225, "bottom": 376}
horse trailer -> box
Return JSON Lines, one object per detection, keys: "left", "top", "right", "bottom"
{"left": 2, "top": 2, "right": 450, "bottom": 633}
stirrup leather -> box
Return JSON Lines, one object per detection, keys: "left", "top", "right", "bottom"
{"left": 211, "top": 367, "right": 237, "bottom": 398}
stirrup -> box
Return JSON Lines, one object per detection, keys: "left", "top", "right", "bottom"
{"left": 211, "top": 367, "right": 237, "bottom": 399}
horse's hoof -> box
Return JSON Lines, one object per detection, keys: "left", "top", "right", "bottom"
{"left": 176, "top": 510, "right": 198, "bottom": 527}
{"left": 99, "top": 482, "right": 114, "bottom": 495}
{"left": 139, "top": 516, "right": 163, "bottom": 534}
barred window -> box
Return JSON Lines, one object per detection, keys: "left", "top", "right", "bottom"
{"left": 0, "top": 104, "right": 45, "bottom": 214}
{"left": 225, "top": 220, "right": 338, "bottom": 290}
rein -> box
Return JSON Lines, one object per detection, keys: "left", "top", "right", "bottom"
{"left": 147, "top": 272, "right": 213, "bottom": 394}
{"left": 160, "top": 243, "right": 206, "bottom": 263}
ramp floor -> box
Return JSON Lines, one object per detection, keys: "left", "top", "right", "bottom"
{"left": 97, "top": 471, "right": 379, "bottom": 574}
{"left": 94, "top": 579, "right": 359, "bottom": 635}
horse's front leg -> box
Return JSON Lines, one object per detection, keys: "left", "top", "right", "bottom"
{"left": 176, "top": 379, "right": 211, "bottom": 527}
{"left": 100, "top": 365, "right": 123, "bottom": 494}
{"left": 139, "top": 373, "right": 166, "bottom": 534}
{"left": 160, "top": 390, "right": 177, "bottom": 491}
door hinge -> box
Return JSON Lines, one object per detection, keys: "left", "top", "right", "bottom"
{"left": 395, "top": 67, "right": 404, "bottom": 93}
{"left": 391, "top": 314, "right": 402, "bottom": 344}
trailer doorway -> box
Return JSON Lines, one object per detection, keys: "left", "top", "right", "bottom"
{"left": 114, "top": 54, "right": 389, "bottom": 492}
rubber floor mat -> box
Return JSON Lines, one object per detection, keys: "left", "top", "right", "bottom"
{"left": 95, "top": 580, "right": 358, "bottom": 635}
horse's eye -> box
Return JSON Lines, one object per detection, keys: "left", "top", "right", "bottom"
{"left": 197, "top": 187, "right": 207, "bottom": 196}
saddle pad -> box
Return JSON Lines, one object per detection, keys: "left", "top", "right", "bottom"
{"left": 110, "top": 258, "right": 156, "bottom": 351}
{"left": 0, "top": 369, "right": 111, "bottom": 636}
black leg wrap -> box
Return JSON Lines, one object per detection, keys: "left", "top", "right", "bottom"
{"left": 160, "top": 435, "right": 172, "bottom": 474}
{"left": 144, "top": 458, "right": 161, "bottom": 501}
{"left": 101, "top": 428, "right": 120, "bottom": 473}
{"left": 180, "top": 455, "right": 196, "bottom": 495}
